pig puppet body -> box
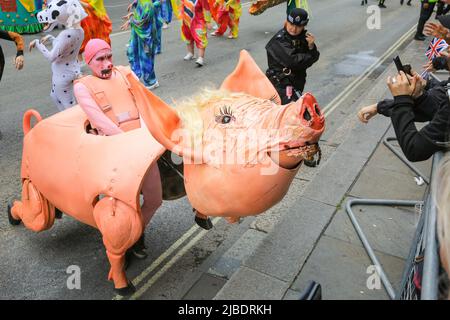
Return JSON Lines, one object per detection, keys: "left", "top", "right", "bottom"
{"left": 9, "top": 50, "right": 324, "bottom": 293}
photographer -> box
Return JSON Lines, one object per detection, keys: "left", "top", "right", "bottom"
{"left": 265, "top": 8, "right": 319, "bottom": 104}
{"left": 358, "top": 70, "right": 449, "bottom": 162}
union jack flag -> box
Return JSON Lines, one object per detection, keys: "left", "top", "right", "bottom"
{"left": 425, "top": 37, "right": 449, "bottom": 60}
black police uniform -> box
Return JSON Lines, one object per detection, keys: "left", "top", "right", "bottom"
{"left": 265, "top": 24, "right": 320, "bottom": 104}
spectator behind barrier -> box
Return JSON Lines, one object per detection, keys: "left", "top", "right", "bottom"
{"left": 358, "top": 68, "right": 450, "bottom": 162}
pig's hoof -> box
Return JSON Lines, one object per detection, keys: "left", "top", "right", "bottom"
{"left": 130, "top": 234, "right": 148, "bottom": 259}
{"left": 7, "top": 202, "right": 21, "bottom": 226}
{"left": 195, "top": 216, "right": 213, "bottom": 230}
{"left": 114, "top": 281, "right": 136, "bottom": 297}
{"left": 55, "top": 208, "right": 63, "bottom": 219}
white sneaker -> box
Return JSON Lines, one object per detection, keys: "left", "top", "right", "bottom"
{"left": 195, "top": 57, "right": 204, "bottom": 67}
{"left": 183, "top": 52, "right": 194, "bottom": 61}
{"left": 162, "top": 22, "right": 169, "bottom": 29}
{"left": 146, "top": 81, "right": 159, "bottom": 90}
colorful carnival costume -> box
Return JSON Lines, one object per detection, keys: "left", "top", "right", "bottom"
{"left": 32, "top": 0, "right": 87, "bottom": 110}
{"left": 127, "top": 0, "right": 161, "bottom": 88}
{"left": 155, "top": 2, "right": 163, "bottom": 54}
{"left": 181, "top": 0, "right": 211, "bottom": 49}
{"left": 211, "top": 0, "right": 241, "bottom": 38}
{"left": 79, "top": 0, "right": 112, "bottom": 54}
{"left": 74, "top": 42, "right": 163, "bottom": 264}
{"left": 248, "top": 0, "right": 309, "bottom": 16}
{"left": 0, "top": 29, "right": 24, "bottom": 81}
{"left": 286, "top": 0, "right": 308, "bottom": 15}
{"left": 0, "top": 0, "right": 43, "bottom": 34}
{"left": 161, "top": 0, "right": 180, "bottom": 26}
{"left": 181, "top": 0, "right": 211, "bottom": 65}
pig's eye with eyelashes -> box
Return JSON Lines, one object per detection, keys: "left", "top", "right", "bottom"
{"left": 215, "top": 106, "right": 235, "bottom": 125}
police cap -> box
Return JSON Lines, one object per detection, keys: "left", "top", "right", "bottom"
{"left": 287, "top": 8, "right": 309, "bottom": 26}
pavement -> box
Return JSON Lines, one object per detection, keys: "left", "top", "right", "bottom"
{"left": 181, "top": 36, "right": 434, "bottom": 300}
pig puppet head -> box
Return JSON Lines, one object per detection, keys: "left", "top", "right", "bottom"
{"left": 137, "top": 50, "right": 325, "bottom": 217}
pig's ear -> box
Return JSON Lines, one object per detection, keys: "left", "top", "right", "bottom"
{"left": 127, "top": 72, "right": 181, "bottom": 152}
{"left": 220, "top": 50, "right": 282, "bottom": 104}
{"left": 127, "top": 71, "right": 203, "bottom": 162}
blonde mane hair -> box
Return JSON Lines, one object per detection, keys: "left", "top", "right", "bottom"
{"left": 174, "top": 88, "right": 249, "bottom": 141}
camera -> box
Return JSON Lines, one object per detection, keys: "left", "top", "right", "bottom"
{"left": 393, "top": 55, "right": 413, "bottom": 76}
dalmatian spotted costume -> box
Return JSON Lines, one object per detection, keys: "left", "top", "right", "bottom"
{"left": 31, "top": 0, "right": 87, "bottom": 111}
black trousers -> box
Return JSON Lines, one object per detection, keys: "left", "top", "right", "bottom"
{"left": 0, "top": 45, "right": 4, "bottom": 83}
{"left": 416, "top": 2, "right": 436, "bottom": 37}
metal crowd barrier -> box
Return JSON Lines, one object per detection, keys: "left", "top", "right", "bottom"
{"left": 345, "top": 139, "right": 443, "bottom": 300}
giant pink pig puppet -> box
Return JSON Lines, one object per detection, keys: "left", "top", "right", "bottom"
{"left": 8, "top": 50, "right": 325, "bottom": 295}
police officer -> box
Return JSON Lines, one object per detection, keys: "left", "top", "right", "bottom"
{"left": 415, "top": 0, "right": 439, "bottom": 41}
{"left": 265, "top": 8, "right": 319, "bottom": 105}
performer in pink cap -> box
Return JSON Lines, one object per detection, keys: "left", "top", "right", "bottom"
{"left": 74, "top": 39, "right": 163, "bottom": 265}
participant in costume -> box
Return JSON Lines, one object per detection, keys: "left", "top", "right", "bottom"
{"left": 30, "top": 0, "right": 87, "bottom": 110}
{"left": 181, "top": 0, "right": 212, "bottom": 66}
{"left": 122, "top": 0, "right": 160, "bottom": 89}
{"left": 210, "top": 0, "right": 241, "bottom": 39}
{"left": 79, "top": 0, "right": 112, "bottom": 57}
{"left": 73, "top": 40, "right": 163, "bottom": 283}
{"left": 9, "top": 49, "right": 325, "bottom": 295}
{"left": 207, "top": 0, "right": 218, "bottom": 23}
{"left": 155, "top": 1, "right": 163, "bottom": 54}
{"left": 0, "top": 29, "right": 24, "bottom": 82}
{"left": 0, "top": 0, "right": 43, "bottom": 34}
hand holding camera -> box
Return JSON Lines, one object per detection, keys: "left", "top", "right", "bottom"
{"left": 387, "top": 71, "right": 417, "bottom": 97}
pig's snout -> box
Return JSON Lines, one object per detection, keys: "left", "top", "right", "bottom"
{"left": 299, "top": 101, "right": 324, "bottom": 131}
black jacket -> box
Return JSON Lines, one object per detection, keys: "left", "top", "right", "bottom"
{"left": 265, "top": 28, "right": 320, "bottom": 91}
{"left": 0, "top": 29, "right": 24, "bottom": 82}
{"left": 377, "top": 81, "right": 449, "bottom": 162}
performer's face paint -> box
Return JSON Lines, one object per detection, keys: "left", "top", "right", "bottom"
{"left": 285, "top": 21, "right": 304, "bottom": 36}
{"left": 89, "top": 49, "right": 114, "bottom": 79}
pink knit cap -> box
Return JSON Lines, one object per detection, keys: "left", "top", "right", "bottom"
{"left": 84, "top": 39, "right": 111, "bottom": 64}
